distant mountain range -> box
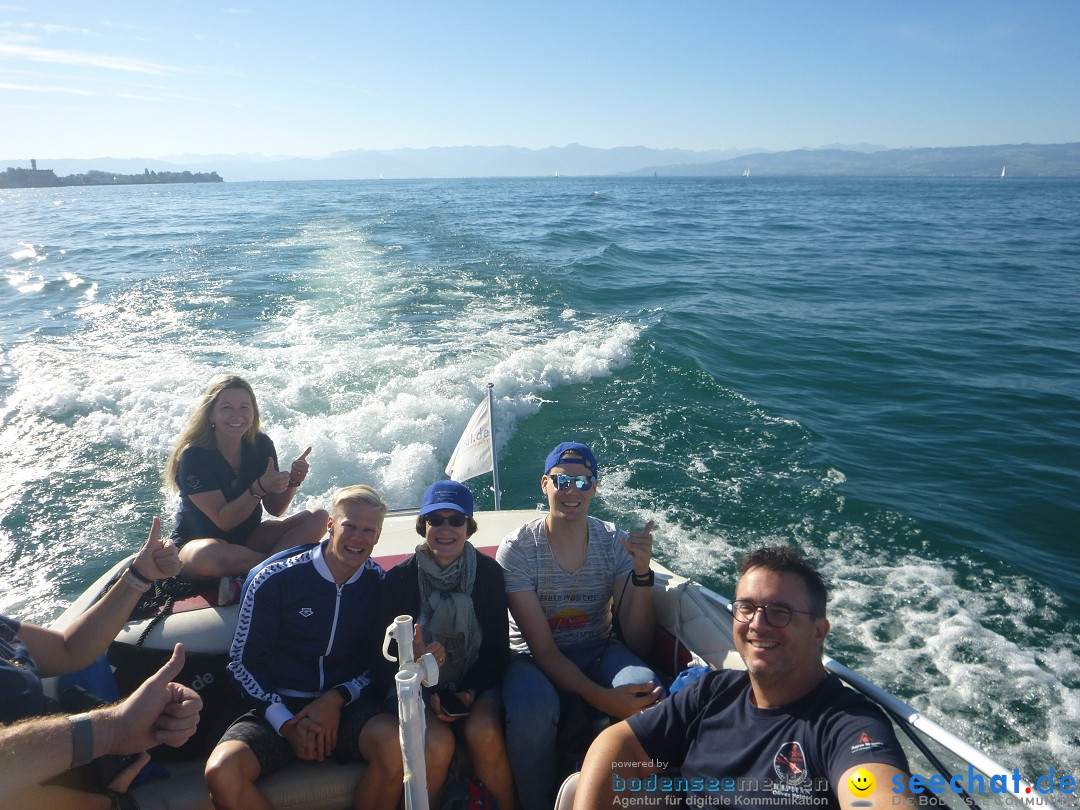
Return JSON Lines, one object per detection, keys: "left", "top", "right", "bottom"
{"left": 631, "top": 142, "right": 1080, "bottom": 178}
{"left": 4, "top": 142, "right": 1078, "bottom": 182}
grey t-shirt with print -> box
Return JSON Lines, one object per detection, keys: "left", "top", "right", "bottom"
{"left": 497, "top": 515, "right": 633, "bottom": 654}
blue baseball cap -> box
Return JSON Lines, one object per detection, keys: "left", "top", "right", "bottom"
{"left": 419, "top": 480, "right": 475, "bottom": 516}
{"left": 543, "top": 442, "right": 598, "bottom": 476}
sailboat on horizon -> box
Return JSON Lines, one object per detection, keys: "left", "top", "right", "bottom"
{"left": 1001, "top": 165, "right": 1006, "bottom": 178}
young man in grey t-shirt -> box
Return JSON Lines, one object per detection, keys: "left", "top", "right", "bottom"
{"left": 496, "top": 441, "right": 663, "bottom": 810}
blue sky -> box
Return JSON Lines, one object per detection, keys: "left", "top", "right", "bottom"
{"left": 2, "top": 1, "right": 1078, "bottom": 160}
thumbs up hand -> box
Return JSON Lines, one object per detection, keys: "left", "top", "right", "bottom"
{"left": 257, "top": 457, "right": 292, "bottom": 495}
{"left": 132, "top": 517, "right": 181, "bottom": 581}
{"left": 618, "top": 520, "right": 655, "bottom": 575}
{"left": 289, "top": 447, "right": 313, "bottom": 488}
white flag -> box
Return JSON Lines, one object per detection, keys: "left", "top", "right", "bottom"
{"left": 445, "top": 397, "right": 493, "bottom": 482}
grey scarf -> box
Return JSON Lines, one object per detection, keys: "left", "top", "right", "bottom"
{"left": 415, "top": 542, "right": 481, "bottom": 687}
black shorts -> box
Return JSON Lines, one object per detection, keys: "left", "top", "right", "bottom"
{"left": 218, "top": 696, "right": 383, "bottom": 777}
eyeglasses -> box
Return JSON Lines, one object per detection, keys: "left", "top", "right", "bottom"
{"left": 728, "top": 600, "right": 815, "bottom": 628}
{"left": 425, "top": 514, "right": 468, "bottom": 528}
{"left": 547, "top": 474, "right": 597, "bottom": 491}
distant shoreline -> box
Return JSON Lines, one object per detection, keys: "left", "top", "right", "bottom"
{"left": 1, "top": 166, "right": 223, "bottom": 189}
{"left": 4, "top": 143, "right": 1078, "bottom": 182}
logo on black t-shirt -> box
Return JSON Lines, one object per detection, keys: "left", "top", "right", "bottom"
{"left": 850, "top": 731, "right": 886, "bottom": 756}
{"left": 773, "top": 741, "right": 808, "bottom": 786}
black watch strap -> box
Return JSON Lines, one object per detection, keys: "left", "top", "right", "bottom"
{"left": 335, "top": 684, "right": 352, "bottom": 705}
{"left": 631, "top": 570, "right": 655, "bottom": 587}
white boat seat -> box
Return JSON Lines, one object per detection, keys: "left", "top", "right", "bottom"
{"left": 554, "top": 772, "right": 579, "bottom": 810}
{"left": 130, "top": 759, "right": 367, "bottom": 810}
{"left": 656, "top": 580, "right": 742, "bottom": 672}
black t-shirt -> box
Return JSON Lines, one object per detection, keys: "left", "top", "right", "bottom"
{"left": 170, "top": 433, "right": 277, "bottom": 546}
{"left": 626, "top": 669, "right": 908, "bottom": 808}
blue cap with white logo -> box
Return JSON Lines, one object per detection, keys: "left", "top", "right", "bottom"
{"left": 419, "top": 480, "right": 475, "bottom": 516}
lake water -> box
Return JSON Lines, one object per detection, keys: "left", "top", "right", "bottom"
{"left": 2, "top": 176, "right": 1078, "bottom": 794}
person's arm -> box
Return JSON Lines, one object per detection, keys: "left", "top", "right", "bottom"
{"left": 837, "top": 763, "right": 916, "bottom": 808}
{"left": 507, "top": 589, "right": 660, "bottom": 719}
{"left": 187, "top": 454, "right": 288, "bottom": 530}
{"left": 262, "top": 446, "right": 311, "bottom": 517}
{"left": 574, "top": 720, "right": 659, "bottom": 810}
{"left": 376, "top": 559, "right": 420, "bottom": 662}
{"left": 174, "top": 444, "right": 260, "bottom": 534}
{"left": 0, "top": 643, "right": 201, "bottom": 803}
{"left": 227, "top": 568, "right": 291, "bottom": 732}
{"left": 614, "top": 522, "right": 657, "bottom": 658}
{"left": 187, "top": 486, "right": 265, "bottom": 532}
{"left": 19, "top": 518, "right": 181, "bottom": 678}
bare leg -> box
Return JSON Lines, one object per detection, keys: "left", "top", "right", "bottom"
{"left": 179, "top": 538, "right": 267, "bottom": 580}
{"left": 356, "top": 714, "right": 405, "bottom": 810}
{"left": 205, "top": 740, "right": 273, "bottom": 810}
{"left": 465, "top": 697, "right": 516, "bottom": 810}
{"left": 246, "top": 508, "right": 330, "bottom": 556}
{"left": 425, "top": 708, "right": 456, "bottom": 809}
{"left": 107, "top": 752, "right": 151, "bottom": 793}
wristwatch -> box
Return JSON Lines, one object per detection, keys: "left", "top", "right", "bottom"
{"left": 335, "top": 684, "right": 351, "bottom": 705}
{"left": 631, "top": 570, "right": 655, "bottom": 587}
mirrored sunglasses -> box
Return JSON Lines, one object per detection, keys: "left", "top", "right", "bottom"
{"left": 548, "top": 474, "right": 597, "bottom": 491}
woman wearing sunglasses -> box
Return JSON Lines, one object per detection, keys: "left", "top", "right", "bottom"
{"left": 381, "top": 480, "right": 514, "bottom": 810}
{"left": 496, "top": 442, "right": 664, "bottom": 810}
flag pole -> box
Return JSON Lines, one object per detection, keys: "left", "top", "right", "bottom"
{"left": 487, "top": 382, "right": 502, "bottom": 511}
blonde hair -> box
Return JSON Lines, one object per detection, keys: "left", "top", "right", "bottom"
{"left": 164, "top": 375, "right": 261, "bottom": 492}
{"left": 332, "top": 484, "right": 389, "bottom": 518}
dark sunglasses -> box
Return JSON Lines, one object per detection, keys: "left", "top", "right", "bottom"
{"left": 425, "top": 514, "right": 468, "bottom": 528}
{"left": 548, "top": 474, "right": 597, "bottom": 491}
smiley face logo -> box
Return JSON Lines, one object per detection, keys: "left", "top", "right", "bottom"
{"left": 848, "top": 768, "right": 876, "bottom": 798}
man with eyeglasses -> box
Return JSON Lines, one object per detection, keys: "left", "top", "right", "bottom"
{"left": 573, "top": 545, "right": 913, "bottom": 809}
{"left": 498, "top": 442, "right": 664, "bottom": 810}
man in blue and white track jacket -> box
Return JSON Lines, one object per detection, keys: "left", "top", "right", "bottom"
{"left": 204, "top": 484, "right": 453, "bottom": 810}
{"left": 227, "top": 534, "right": 386, "bottom": 728}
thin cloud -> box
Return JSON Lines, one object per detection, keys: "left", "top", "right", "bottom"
{"left": 0, "top": 43, "right": 179, "bottom": 75}
{"left": 0, "top": 80, "right": 93, "bottom": 95}
{"left": 0, "top": 30, "right": 37, "bottom": 45}
{"left": 116, "top": 91, "right": 167, "bottom": 102}
{"left": 20, "top": 23, "right": 92, "bottom": 36}
{"left": 0, "top": 68, "right": 201, "bottom": 103}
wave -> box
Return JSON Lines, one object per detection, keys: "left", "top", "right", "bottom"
{"left": 2, "top": 177, "right": 1078, "bottom": 781}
